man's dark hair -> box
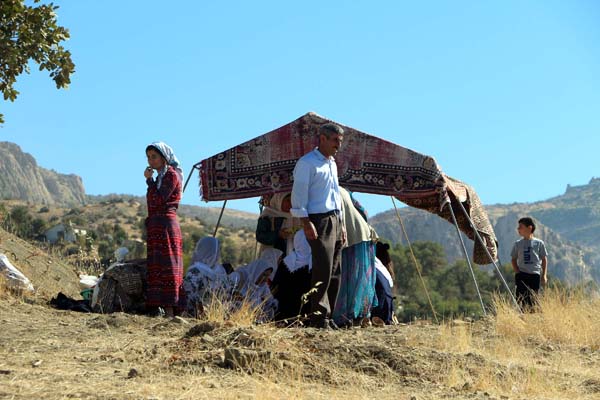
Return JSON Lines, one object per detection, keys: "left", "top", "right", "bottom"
{"left": 319, "top": 123, "right": 344, "bottom": 138}
{"left": 518, "top": 217, "right": 536, "bottom": 233}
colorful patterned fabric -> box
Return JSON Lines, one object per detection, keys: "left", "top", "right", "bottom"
{"left": 332, "top": 241, "right": 378, "bottom": 325}
{"left": 146, "top": 166, "right": 183, "bottom": 309}
{"left": 199, "top": 112, "right": 444, "bottom": 201}
{"left": 197, "top": 112, "right": 497, "bottom": 265}
{"left": 182, "top": 261, "right": 228, "bottom": 315}
{"left": 402, "top": 175, "right": 497, "bottom": 264}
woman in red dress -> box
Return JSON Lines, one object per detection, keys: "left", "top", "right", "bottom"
{"left": 144, "top": 142, "right": 184, "bottom": 317}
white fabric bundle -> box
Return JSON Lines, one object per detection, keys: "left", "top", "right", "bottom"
{"left": 0, "top": 253, "right": 34, "bottom": 292}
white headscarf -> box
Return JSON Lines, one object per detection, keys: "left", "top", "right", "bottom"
{"left": 183, "top": 237, "right": 227, "bottom": 313}
{"left": 283, "top": 230, "right": 312, "bottom": 273}
{"left": 375, "top": 257, "right": 394, "bottom": 288}
{"left": 187, "top": 237, "right": 225, "bottom": 278}
{"left": 230, "top": 248, "right": 282, "bottom": 292}
{"left": 147, "top": 141, "right": 184, "bottom": 190}
{"left": 191, "top": 237, "right": 220, "bottom": 267}
{"left": 260, "top": 248, "right": 283, "bottom": 280}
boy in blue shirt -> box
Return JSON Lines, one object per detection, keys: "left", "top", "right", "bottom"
{"left": 511, "top": 217, "right": 548, "bottom": 310}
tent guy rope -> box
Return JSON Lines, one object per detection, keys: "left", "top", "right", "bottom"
{"left": 391, "top": 196, "right": 439, "bottom": 323}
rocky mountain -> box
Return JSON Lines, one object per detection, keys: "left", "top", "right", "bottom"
{"left": 3, "top": 140, "right": 598, "bottom": 284}
{"left": 0, "top": 142, "right": 86, "bottom": 206}
{"left": 371, "top": 178, "right": 600, "bottom": 285}
{"left": 0, "top": 140, "right": 258, "bottom": 228}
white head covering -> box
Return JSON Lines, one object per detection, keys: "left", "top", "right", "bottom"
{"left": 230, "top": 248, "right": 282, "bottom": 291}
{"left": 183, "top": 238, "right": 227, "bottom": 313}
{"left": 147, "top": 141, "right": 184, "bottom": 189}
{"left": 375, "top": 257, "right": 394, "bottom": 288}
{"left": 230, "top": 259, "right": 270, "bottom": 293}
{"left": 269, "top": 193, "right": 289, "bottom": 212}
{"left": 259, "top": 192, "right": 301, "bottom": 256}
{"left": 191, "top": 237, "right": 220, "bottom": 267}
{"left": 185, "top": 237, "right": 225, "bottom": 292}
{"left": 260, "top": 248, "right": 283, "bottom": 280}
{"left": 283, "top": 230, "right": 312, "bottom": 273}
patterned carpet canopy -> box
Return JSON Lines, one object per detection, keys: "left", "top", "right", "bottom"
{"left": 196, "top": 112, "right": 497, "bottom": 264}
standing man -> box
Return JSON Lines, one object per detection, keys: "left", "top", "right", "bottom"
{"left": 291, "top": 123, "right": 346, "bottom": 329}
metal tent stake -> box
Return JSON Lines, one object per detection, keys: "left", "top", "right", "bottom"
{"left": 446, "top": 201, "right": 487, "bottom": 316}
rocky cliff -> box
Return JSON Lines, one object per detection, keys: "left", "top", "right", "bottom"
{"left": 0, "top": 142, "right": 86, "bottom": 206}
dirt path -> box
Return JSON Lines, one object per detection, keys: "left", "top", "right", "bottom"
{"left": 1, "top": 299, "right": 599, "bottom": 400}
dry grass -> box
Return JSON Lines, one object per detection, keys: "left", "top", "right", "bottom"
{"left": 200, "top": 291, "right": 260, "bottom": 326}
{"left": 0, "top": 272, "right": 35, "bottom": 302}
{"left": 2, "top": 286, "right": 600, "bottom": 399}
{"left": 495, "top": 286, "right": 600, "bottom": 349}
{"left": 0, "top": 273, "right": 7, "bottom": 299}
{"left": 427, "top": 287, "right": 600, "bottom": 399}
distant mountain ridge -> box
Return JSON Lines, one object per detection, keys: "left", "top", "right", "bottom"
{"left": 3, "top": 140, "right": 598, "bottom": 284}
{"left": 0, "top": 142, "right": 86, "bottom": 206}
{"left": 371, "top": 178, "right": 600, "bottom": 285}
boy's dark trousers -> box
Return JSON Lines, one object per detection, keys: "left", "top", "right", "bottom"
{"left": 307, "top": 210, "right": 343, "bottom": 327}
{"left": 515, "top": 271, "right": 541, "bottom": 311}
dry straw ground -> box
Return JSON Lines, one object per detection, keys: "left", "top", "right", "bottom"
{"left": 1, "top": 287, "right": 600, "bottom": 400}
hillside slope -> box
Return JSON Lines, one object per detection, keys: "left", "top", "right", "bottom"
{"left": 0, "top": 226, "right": 80, "bottom": 298}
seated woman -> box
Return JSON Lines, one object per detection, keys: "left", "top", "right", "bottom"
{"left": 256, "top": 193, "right": 301, "bottom": 256}
{"left": 228, "top": 248, "right": 282, "bottom": 322}
{"left": 182, "top": 237, "right": 228, "bottom": 317}
{"left": 270, "top": 230, "right": 312, "bottom": 321}
{"left": 371, "top": 242, "right": 396, "bottom": 325}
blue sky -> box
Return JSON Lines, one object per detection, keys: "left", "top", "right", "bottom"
{"left": 2, "top": 1, "right": 599, "bottom": 216}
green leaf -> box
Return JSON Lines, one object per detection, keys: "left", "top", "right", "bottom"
{"left": 0, "top": 0, "right": 75, "bottom": 124}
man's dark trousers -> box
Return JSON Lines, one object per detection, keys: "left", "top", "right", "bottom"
{"left": 307, "top": 211, "right": 343, "bottom": 326}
